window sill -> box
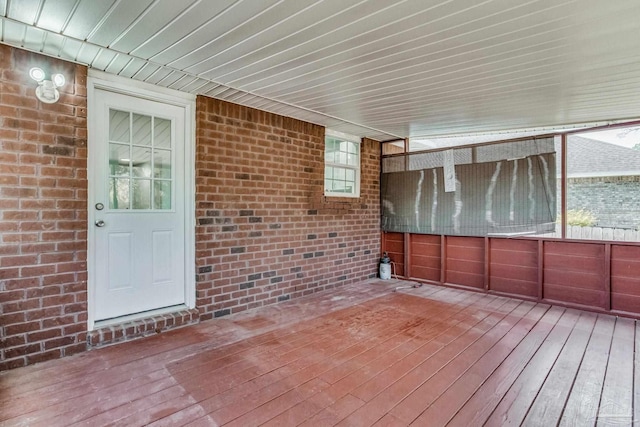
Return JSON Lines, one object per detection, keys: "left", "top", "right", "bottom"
{"left": 310, "top": 194, "right": 367, "bottom": 214}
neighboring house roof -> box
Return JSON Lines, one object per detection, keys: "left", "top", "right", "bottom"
{"left": 567, "top": 136, "right": 640, "bottom": 177}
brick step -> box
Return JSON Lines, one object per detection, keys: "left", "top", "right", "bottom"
{"left": 87, "top": 308, "right": 200, "bottom": 348}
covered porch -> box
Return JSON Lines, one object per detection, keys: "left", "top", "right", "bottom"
{"left": 1, "top": 280, "right": 636, "bottom": 426}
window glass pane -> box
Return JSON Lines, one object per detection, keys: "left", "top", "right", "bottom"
{"left": 566, "top": 127, "right": 640, "bottom": 241}
{"left": 132, "top": 179, "right": 151, "bottom": 209}
{"left": 131, "top": 146, "right": 151, "bottom": 178}
{"left": 338, "top": 151, "right": 348, "bottom": 165}
{"left": 346, "top": 169, "right": 355, "bottom": 181}
{"left": 333, "top": 179, "right": 352, "bottom": 193}
{"left": 109, "top": 178, "right": 130, "bottom": 209}
{"left": 325, "top": 150, "right": 335, "bottom": 163}
{"left": 109, "top": 109, "right": 129, "bottom": 143}
{"left": 154, "top": 180, "right": 171, "bottom": 210}
{"left": 154, "top": 149, "right": 171, "bottom": 179}
{"left": 324, "top": 133, "right": 360, "bottom": 197}
{"left": 109, "top": 143, "right": 130, "bottom": 177}
{"left": 325, "top": 139, "right": 336, "bottom": 162}
{"left": 155, "top": 117, "right": 171, "bottom": 148}
{"left": 348, "top": 141, "right": 357, "bottom": 154}
{"left": 132, "top": 113, "right": 151, "bottom": 146}
{"left": 325, "top": 166, "right": 333, "bottom": 180}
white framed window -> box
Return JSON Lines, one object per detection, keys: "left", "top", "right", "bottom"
{"left": 324, "top": 129, "right": 361, "bottom": 197}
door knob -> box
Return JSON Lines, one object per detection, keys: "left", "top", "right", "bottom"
{"left": 95, "top": 220, "right": 106, "bottom": 227}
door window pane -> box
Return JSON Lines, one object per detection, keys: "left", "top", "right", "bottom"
{"left": 107, "top": 110, "right": 172, "bottom": 210}
{"left": 155, "top": 118, "right": 171, "bottom": 148}
{"left": 132, "top": 179, "right": 151, "bottom": 209}
{"left": 132, "top": 113, "right": 151, "bottom": 146}
{"left": 131, "top": 146, "right": 151, "bottom": 178}
{"left": 154, "top": 180, "right": 171, "bottom": 210}
{"left": 109, "top": 143, "right": 130, "bottom": 177}
{"left": 109, "top": 178, "right": 130, "bottom": 209}
{"left": 154, "top": 149, "right": 171, "bottom": 179}
{"left": 109, "top": 109, "right": 130, "bottom": 143}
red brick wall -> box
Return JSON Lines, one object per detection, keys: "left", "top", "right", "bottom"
{"left": 0, "top": 45, "right": 88, "bottom": 370}
{"left": 0, "top": 45, "right": 382, "bottom": 371}
{"left": 195, "top": 97, "right": 381, "bottom": 320}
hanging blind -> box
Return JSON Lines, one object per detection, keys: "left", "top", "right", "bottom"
{"left": 381, "top": 138, "right": 557, "bottom": 236}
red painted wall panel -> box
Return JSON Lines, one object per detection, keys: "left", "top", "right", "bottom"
{"left": 611, "top": 293, "right": 640, "bottom": 314}
{"left": 611, "top": 245, "right": 640, "bottom": 313}
{"left": 544, "top": 270, "right": 604, "bottom": 291}
{"left": 410, "top": 234, "right": 441, "bottom": 281}
{"left": 545, "top": 241, "right": 604, "bottom": 257}
{"left": 543, "top": 241, "right": 605, "bottom": 306}
{"left": 490, "top": 277, "right": 538, "bottom": 297}
{"left": 381, "top": 232, "right": 640, "bottom": 318}
{"left": 489, "top": 239, "right": 537, "bottom": 297}
{"left": 544, "top": 284, "right": 604, "bottom": 307}
{"left": 411, "top": 234, "right": 440, "bottom": 253}
{"left": 544, "top": 255, "right": 605, "bottom": 275}
{"left": 447, "top": 271, "right": 485, "bottom": 288}
{"left": 446, "top": 237, "right": 484, "bottom": 289}
{"left": 447, "top": 238, "right": 484, "bottom": 260}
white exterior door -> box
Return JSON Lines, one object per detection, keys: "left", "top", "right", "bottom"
{"left": 91, "top": 88, "right": 187, "bottom": 321}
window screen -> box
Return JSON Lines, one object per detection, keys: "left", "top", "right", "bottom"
{"left": 381, "top": 138, "right": 557, "bottom": 236}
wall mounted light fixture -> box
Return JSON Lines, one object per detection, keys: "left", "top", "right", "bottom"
{"left": 29, "top": 67, "right": 65, "bottom": 104}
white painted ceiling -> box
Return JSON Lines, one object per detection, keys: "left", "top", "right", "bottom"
{"left": 3, "top": 0, "right": 640, "bottom": 142}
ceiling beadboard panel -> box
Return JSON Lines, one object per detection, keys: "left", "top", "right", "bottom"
{"left": 84, "top": 1, "right": 155, "bottom": 48}
{"left": 128, "top": 1, "right": 235, "bottom": 60}
{"left": 108, "top": 2, "right": 196, "bottom": 54}
{"left": 3, "top": 0, "right": 640, "bottom": 142}
{"left": 60, "top": 1, "right": 117, "bottom": 41}
{"left": 36, "top": 0, "right": 78, "bottom": 33}
{"left": 181, "top": 0, "right": 330, "bottom": 76}
{"left": 6, "top": 0, "right": 40, "bottom": 24}
{"left": 155, "top": 0, "right": 291, "bottom": 69}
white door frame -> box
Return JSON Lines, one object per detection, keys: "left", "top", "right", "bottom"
{"left": 87, "top": 70, "right": 196, "bottom": 331}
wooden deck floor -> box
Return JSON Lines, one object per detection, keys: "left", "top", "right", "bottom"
{"left": 1, "top": 279, "right": 638, "bottom": 426}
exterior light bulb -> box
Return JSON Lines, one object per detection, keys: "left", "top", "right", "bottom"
{"left": 51, "top": 73, "right": 65, "bottom": 87}
{"left": 29, "top": 67, "right": 45, "bottom": 82}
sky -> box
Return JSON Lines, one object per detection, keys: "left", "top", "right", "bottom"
{"left": 408, "top": 125, "right": 640, "bottom": 151}
{"left": 579, "top": 126, "right": 640, "bottom": 148}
